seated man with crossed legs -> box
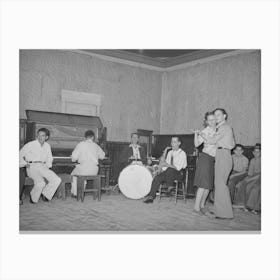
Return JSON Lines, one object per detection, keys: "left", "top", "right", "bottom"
{"left": 143, "top": 137, "right": 187, "bottom": 204}
{"left": 19, "top": 128, "right": 61, "bottom": 204}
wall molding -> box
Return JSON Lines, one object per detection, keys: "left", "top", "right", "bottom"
{"left": 64, "top": 49, "right": 257, "bottom": 72}
{"left": 164, "top": 49, "right": 257, "bottom": 71}
{"left": 64, "top": 49, "right": 163, "bottom": 71}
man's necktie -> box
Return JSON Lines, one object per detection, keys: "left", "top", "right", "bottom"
{"left": 170, "top": 152, "right": 174, "bottom": 165}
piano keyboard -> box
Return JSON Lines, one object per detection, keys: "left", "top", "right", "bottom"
{"left": 53, "top": 156, "right": 72, "bottom": 159}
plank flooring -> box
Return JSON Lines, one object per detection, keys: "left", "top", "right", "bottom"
{"left": 20, "top": 194, "right": 261, "bottom": 232}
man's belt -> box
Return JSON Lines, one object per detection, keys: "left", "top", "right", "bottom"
{"left": 217, "top": 147, "right": 231, "bottom": 151}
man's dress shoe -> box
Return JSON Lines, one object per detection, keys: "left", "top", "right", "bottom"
{"left": 41, "top": 195, "right": 49, "bottom": 202}
{"left": 143, "top": 197, "right": 154, "bottom": 204}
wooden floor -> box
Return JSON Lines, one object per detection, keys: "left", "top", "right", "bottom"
{"left": 20, "top": 193, "right": 261, "bottom": 232}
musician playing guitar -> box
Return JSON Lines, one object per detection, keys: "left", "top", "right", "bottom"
{"left": 143, "top": 137, "right": 187, "bottom": 203}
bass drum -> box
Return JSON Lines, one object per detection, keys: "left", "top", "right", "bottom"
{"left": 118, "top": 164, "right": 153, "bottom": 199}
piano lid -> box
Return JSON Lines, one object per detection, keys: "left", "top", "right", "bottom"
{"left": 26, "top": 110, "right": 103, "bottom": 129}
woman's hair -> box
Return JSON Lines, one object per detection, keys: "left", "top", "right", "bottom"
{"left": 203, "top": 111, "right": 215, "bottom": 127}
{"left": 214, "top": 108, "right": 228, "bottom": 120}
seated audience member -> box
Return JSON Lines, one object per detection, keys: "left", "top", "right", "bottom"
{"left": 245, "top": 175, "right": 261, "bottom": 214}
{"left": 143, "top": 137, "right": 187, "bottom": 203}
{"left": 119, "top": 133, "right": 146, "bottom": 169}
{"left": 234, "top": 145, "right": 261, "bottom": 207}
{"left": 19, "top": 128, "right": 61, "bottom": 204}
{"left": 71, "top": 130, "right": 105, "bottom": 196}
{"left": 228, "top": 144, "right": 249, "bottom": 203}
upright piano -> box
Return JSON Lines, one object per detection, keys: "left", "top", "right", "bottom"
{"left": 22, "top": 110, "right": 111, "bottom": 189}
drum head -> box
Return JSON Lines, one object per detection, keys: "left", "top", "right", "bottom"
{"left": 118, "top": 165, "right": 153, "bottom": 199}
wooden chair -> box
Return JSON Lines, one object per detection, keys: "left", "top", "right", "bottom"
{"left": 19, "top": 167, "right": 27, "bottom": 204}
{"left": 75, "top": 175, "right": 105, "bottom": 202}
{"left": 20, "top": 171, "right": 71, "bottom": 201}
{"left": 158, "top": 168, "right": 188, "bottom": 203}
{"left": 20, "top": 176, "right": 34, "bottom": 199}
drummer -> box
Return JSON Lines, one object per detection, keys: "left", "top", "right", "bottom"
{"left": 119, "top": 133, "right": 146, "bottom": 169}
{"left": 143, "top": 137, "right": 187, "bottom": 203}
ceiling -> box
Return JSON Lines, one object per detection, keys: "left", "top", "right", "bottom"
{"left": 81, "top": 49, "right": 235, "bottom": 68}
{"left": 123, "top": 49, "right": 200, "bottom": 59}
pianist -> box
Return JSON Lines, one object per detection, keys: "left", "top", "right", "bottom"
{"left": 71, "top": 130, "right": 105, "bottom": 196}
{"left": 19, "top": 128, "right": 62, "bottom": 203}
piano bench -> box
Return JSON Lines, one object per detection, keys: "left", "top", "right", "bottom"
{"left": 75, "top": 175, "right": 105, "bottom": 202}
{"left": 57, "top": 174, "right": 72, "bottom": 200}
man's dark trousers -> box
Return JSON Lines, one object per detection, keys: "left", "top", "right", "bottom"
{"left": 148, "top": 167, "right": 183, "bottom": 199}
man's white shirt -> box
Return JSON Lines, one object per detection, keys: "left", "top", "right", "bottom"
{"left": 163, "top": 148, "right": 187, "bottom": 171}
{"left": 129, "top": 144, "right": 141, "bottom": 159}
{"left": 71, "top": 139, "right": 105, "bottom": 165}
{"left": 19, "top": 140, "right": 53, "bottom": 168}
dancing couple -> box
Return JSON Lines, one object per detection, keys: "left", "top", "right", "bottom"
{"left": 193, "top": 108, "right": 235, "bottom": 219}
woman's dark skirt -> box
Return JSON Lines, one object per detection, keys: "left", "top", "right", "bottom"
{"left": 194, "top": 152, "right": 215, "bottom": 190}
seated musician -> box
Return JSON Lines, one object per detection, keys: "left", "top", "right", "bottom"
{"left": 143, "top": 137, "right": 187, "bottom": 203}
{"left": 228, "top": 144, "right": 249, "bottom": 202}
{"left": 119, "top": 133, "right": 146, "bottom": 169}
{"left": 71, "top": 130, "right": 105, "bottom": 196}
{"left": 19, "top": 128, "right": 62, "bottom": 204}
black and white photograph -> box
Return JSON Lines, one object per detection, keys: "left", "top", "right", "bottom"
{"left": 19, "top": 49, "right": 261, "bottom": 232}
{"left": 1, "top": 1, "right": 280, "bottom": 280}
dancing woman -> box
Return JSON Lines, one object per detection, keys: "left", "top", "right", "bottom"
{"left": 193, "top": 112, "right": 216, "bottom": 215}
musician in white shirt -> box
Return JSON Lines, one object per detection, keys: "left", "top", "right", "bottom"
{"left": 71, "top": 130, "right": 105, "bottom": 196}
{"left": 19, "top": 128, "right": 61, "bottom": 203}
{"left": 143, "top": 137, "right": 187, "bottom": 203}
